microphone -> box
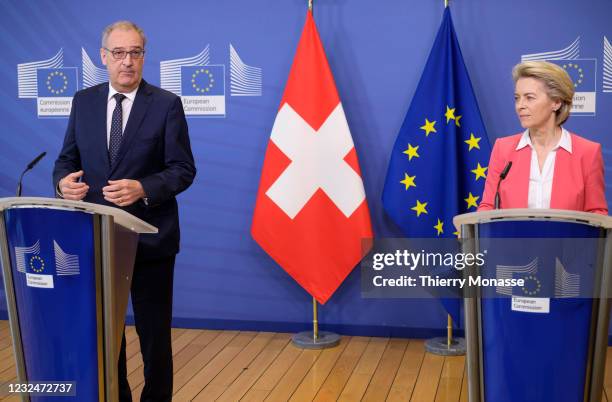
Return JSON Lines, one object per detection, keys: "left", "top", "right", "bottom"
{"left": 16, "top": 152, "right": 46, "bottom": 197}
{"left": 494, "top": 161, "right": 512, "bottom": 209}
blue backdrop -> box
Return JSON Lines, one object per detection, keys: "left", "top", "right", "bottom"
{"left": 1, "top": 0, "right": 611, "bottom": 337}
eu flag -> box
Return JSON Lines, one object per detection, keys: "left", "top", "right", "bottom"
{"left": 382, "top": 8, "right": 491, "bottom": 322}
{"left": 37, "top": 68, "right": 78, "bottom": 97}
{"left": 181, "top": 65, "right": 225, "bottom": 96}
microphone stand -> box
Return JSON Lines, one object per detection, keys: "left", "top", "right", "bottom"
{"left": 494, "top": 161, "right": 512, "bottom": 209}
{"left": 16, "top": 152, "right": 47, "bottom": 197}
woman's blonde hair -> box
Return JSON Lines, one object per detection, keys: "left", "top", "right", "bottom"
{"left": 512, "top": 61, "right": 574, "bottom": 125}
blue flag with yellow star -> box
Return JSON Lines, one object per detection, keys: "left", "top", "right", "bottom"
{"left": 181, "top": 65, "right": 225, "bottom": 96}
{"left": 382, "top": 8, "right": 491, "bottom": 322}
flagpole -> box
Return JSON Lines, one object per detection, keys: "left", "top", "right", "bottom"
{"left": 447, "top": 315, "right": 453, "bottom": 347}
{"left": 444, "top": 0, "right": 453, "bottom": 349}
{"left": 308, "top": 0, "right": 317, "bottom": 345}
{"left": 425, "top": 317, "right": 465, "bottom": 356}
{"left": 307, "top": 0, "right": 319, "bottom": 345}
{"left": 292, "top": 294, "right": 339, "bottom": 349}
{"left": 312, "top": 297, "right": 319, "bottom": 341}
{"left": 445, "top": 0, "right": 451, "bottom": 350}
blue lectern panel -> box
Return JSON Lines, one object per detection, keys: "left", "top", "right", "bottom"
{"left": 479, "top": 220, "right": 601, "bottom": 402}
{"left": 4, "top": 208, "right": 98, "bottom": 401}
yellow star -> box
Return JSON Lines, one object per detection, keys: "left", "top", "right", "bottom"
{"left": 411, "top": 200, "right": 428, "bottom": 217}
{"left": 464, "top": 192, "right": 480, "bottom": 209}
{"left": 464, "top": 133, "right": 481, "bottom": 151}
{"left": 400, "top": 173, "right": 416, "bottom": 190}
{"left": 420, "top": 119, "right": 437, "bottom": 137}
{"left": 434, "top": 218, "right": 444, "bottom": 236}
{"left": 453, "top": 231, "right": 460, "bottom": 238}
{"left": 402, "top": 144, "right": 420, "bottom": 161}
{"left": 471, "top": 163, "right": 488, "bottom": 181}
{"left": 455, "top": 115, "right": 462, "bottom": 127}
{"left": 445, "top": 106, "right": 456, "bottom": 123}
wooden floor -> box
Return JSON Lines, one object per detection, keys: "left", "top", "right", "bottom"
{"left": 0, "top": 320, "right": 611, "bottom": 401}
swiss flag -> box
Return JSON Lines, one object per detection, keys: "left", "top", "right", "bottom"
{"left": 251, "top": 10, "right": 373, "bottom": 304}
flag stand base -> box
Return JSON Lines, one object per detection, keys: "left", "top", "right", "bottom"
{"left": 425, "top": 337, "right": 466, "bottom": 356}
{"left": 292, "top": 298, "right": 341, "bottom": 349}
{"left": 292, "top": 331, "right": 340, "bottom": 349}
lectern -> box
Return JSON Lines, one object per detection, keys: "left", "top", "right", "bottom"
{"left": 454, "top": 209, "right": 612, "bottom": 402}
{"left": 0, "top": 197, "right": 157, "bottom": 401}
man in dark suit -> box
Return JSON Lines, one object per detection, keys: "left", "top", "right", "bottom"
{"left": 53, "top": 21, "right": 195, "bottom": 402}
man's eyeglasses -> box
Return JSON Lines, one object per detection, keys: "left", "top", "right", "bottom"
{"left": 104, "top": 48, "right": 145, "bottom": 60}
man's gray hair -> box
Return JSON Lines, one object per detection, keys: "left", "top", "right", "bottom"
{"left": 101, "top": 21, "right": 146, "bottom": 48}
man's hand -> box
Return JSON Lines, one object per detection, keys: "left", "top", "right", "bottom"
{"left": 58, "top": 170, "right": 89, "bottom": 201}
{"left": 103, "top": 179, "right": 146, "bottom": 207}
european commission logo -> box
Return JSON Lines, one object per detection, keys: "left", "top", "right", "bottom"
{"left": 160, "top": 46, "right": 225, "bottom": 117}
{"left": 18, "top": 44, "right": 263, "bottom": 119}
{"left": 496, "top": 257, "right": 581, "bottom": 314}
{"left": 160, "top": 44, "right": 262, "bottom": 117}
{"left": 17, "top": 49, "right": 78, "bottom": 117}
{"left": 14, "top": 239, "right": 80, "bottom": 289}
{"left": 521, "top": 37, "right": 598, "bottom": 116}
{"left": 182, "top": 65, "right": 226, "bottom": 116}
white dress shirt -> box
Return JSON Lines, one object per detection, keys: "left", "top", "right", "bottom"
{"left": 106, "top": 84, "right": 138, "bottom": 148}
{"left": 515, "top": 127, "right": 572, "bottom": 209}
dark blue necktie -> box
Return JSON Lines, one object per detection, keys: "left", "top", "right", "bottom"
{"left": 109, "top": 93, "right": 127, "bottom": 165}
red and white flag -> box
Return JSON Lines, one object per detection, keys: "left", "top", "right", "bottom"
{"left": 251, "top": 11, "right": 373, "bottom": 304}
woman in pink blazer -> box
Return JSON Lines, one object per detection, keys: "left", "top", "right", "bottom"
{"left": 479, "top": 61, "right": 608, "bottom": 215}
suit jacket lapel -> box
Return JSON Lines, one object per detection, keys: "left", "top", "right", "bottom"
{"left": 94, "top": 84, "right": 111, "bottom": 171}
{"left": 510, "top": 145, "right": 531, "bottom": 208}
{"left": 550, "top": 146, "right": 571, "bottom": 209}
{"left": 109, "top": 80, "right": 153, "bottom": 175}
